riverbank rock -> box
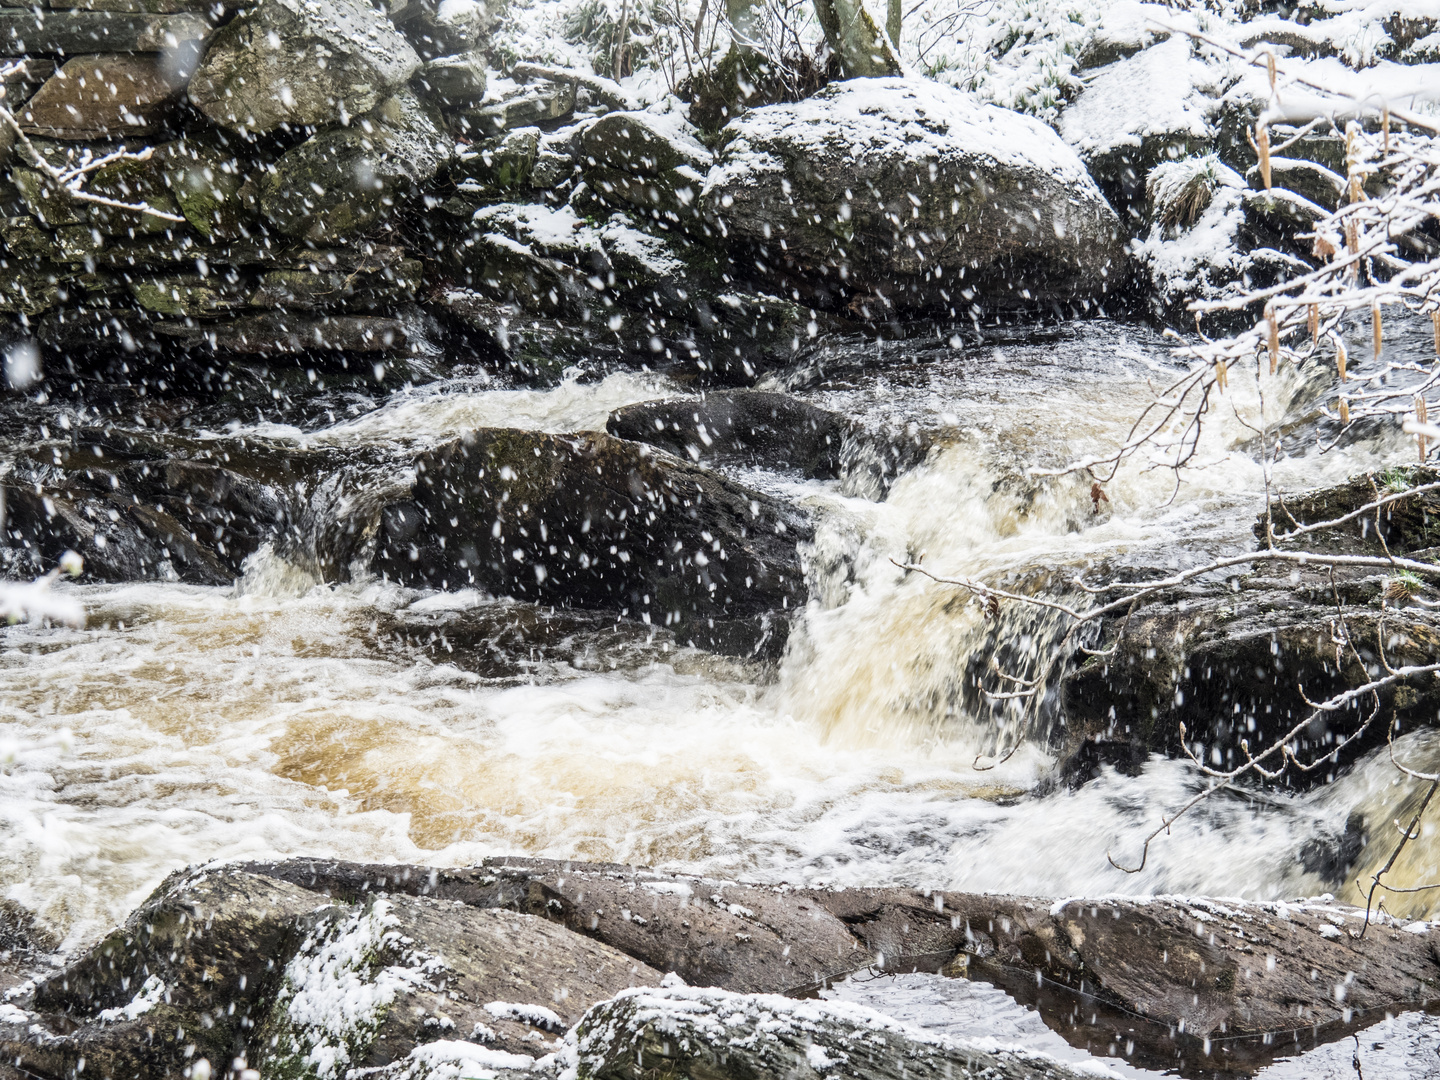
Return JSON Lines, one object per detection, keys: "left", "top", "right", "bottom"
{"left": 187, "top": 0, "right": 420, "bottom": 133}
{"left": 702, "top": 77, "right": 1127, "bottom": 315}
{"left": 1058, "top": 466, "right": 1440, "bottom": 791}
{"left": 437, "top": 201, "right": 810, "bottom": 384}
{"left": 6, "top": 856, "right": 1436, "bottom": 1080}
{"left": 371, "top": 429, "right": 811, "bottom": 655}
{"left": 575, "top": 985, "right": 1097, "bottom": 1080}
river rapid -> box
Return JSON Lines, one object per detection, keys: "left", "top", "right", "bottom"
{"left": 3, "top": 318, "right": 1440, "bottom": 994}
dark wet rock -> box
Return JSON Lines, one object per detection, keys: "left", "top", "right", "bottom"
{"left": 607, "top": 391, "right": 853, "bottom": 477}
{"left": 260, "top": 89, "right": 452, "bottom": 241}
{"left": 439, "top": 205, "right": 811, "bottom": 385}
{"left": 580, "top": 109, "right": 711, "bottom": 227}
{"left": 188, "top": 0, "right": 419, "bottom": 134}
{"left": 372, "top": 596, "right": 698, "bottom": 681}
{"left": 0, "top": 10, "right": 211, "bottom": 56}
{"left": 17, "top": 53, "right": 191, "bottom": 139}
{"left": 1263, "top": 464, "right": 1440, "bottom": 555}
{"left": 575, "top": 985, "right": 1095, "bottom": 1080}
{"left": 605, "top": 390, "right": 931, "bottom": 495}
{"left": 412, "top": 48, "right": 489, "bottom": 107}
{"left": 0, "top": 450, "right": 287, "bottom": 584}
{"left": 1057, "top": 568, "right": 1440, "bottom": 788}
{"left": 371, "top": 429, "right": 810, "bottom": 655}
{"left": 1058, "top": 468, "right": 1440, "bottom": 787}
{"left": 703, "top": 77, "right": 1126, "bottom": 315}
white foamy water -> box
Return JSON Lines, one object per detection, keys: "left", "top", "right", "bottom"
{"left": 227, "top": 370, "right": 676, "bottom": 448}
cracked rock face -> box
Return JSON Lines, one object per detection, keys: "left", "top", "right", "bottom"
{"left": 187, "top": 0, "right": 420, "bottom": 134}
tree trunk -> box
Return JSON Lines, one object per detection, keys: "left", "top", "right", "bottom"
{"left": 812, "top": 0, "right": 902, "bottom": 77}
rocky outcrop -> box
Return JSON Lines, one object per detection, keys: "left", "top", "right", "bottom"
{"left": 702, "top": 78, "right": 1127, "bottom": 315}
{"left": 3, "top": 857, "right": 1436, "bottom": 1080}
{"left": 371, "top": 429, "right": 811, "bottom": 655}
{"left": 1058, "top": 467, "right": 1440, "bottom": 792}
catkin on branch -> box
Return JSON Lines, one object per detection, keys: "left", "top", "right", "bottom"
{"left": 1265, "top": 300, "right": 1279, "bottom": 373}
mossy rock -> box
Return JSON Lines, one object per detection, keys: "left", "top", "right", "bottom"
{"left": 260, "top": 89, "right": 452, "bottom": 241}
{"left": 129, "top": 273, "right": 249, "bottom": 316}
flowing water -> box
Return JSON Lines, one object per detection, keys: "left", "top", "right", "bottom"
{"left": 4, "top": 318, "right": 1440, "bottom": 1070}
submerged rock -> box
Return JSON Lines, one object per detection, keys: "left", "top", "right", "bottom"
{"left": 188, "top": 0, "right": 420, "bottom": 133}
{"left": 702, "top": 77, "right": 1126, "bottom": 315}
{"left": 371, "top": 429, "right": 810, "bottom": 655}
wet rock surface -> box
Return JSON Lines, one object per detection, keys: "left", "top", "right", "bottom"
{"left": 2, "top": 857, "right": 1436, "bottom": 1079}
{"left": 1058, "top": 466, "right": 1440, "bottom": 792}
{"left": 371, "top": 428, "right": 811, "bottom": 656}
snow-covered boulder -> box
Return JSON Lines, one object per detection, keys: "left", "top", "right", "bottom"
{"left": 188, "top": 0, "right": 420, "bottom": 134}
{"left": 702, "top": 77, "right": 1125, "bottom": 316}
{"left": 1059, "top": 36, "right": 1220, "bottom": 219}
{"left": 582, "top": 107, "right": 712, "bottom": 226}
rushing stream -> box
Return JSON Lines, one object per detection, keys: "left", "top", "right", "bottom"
{"left": 4, "top": 317, "right": 1440, "bottom": 1073}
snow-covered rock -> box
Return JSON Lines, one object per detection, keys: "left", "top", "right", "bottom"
{"left": 582, "top": 106, "right": 713, "bottom": 226}
{"left": 702, "top": 77, "right": 1126, "bottom": 316}
{"left": 575, "top": 985, "right": 1113, "bottom": 1080}
{"left": 1059, "top": 36, "right": 1220, "bottom": 217}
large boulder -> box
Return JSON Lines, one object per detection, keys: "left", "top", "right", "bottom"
{"left": 188, "top": 0, "right": 420, "bottom": 134}
{"left": 702, "top": 77, "right": 1126, "bottom": 315}
{"left": 260, "top": 89, "right": 452, "bottom": 240}
{"left": 371, "top": 429, "right": 811, "bottom": 655}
